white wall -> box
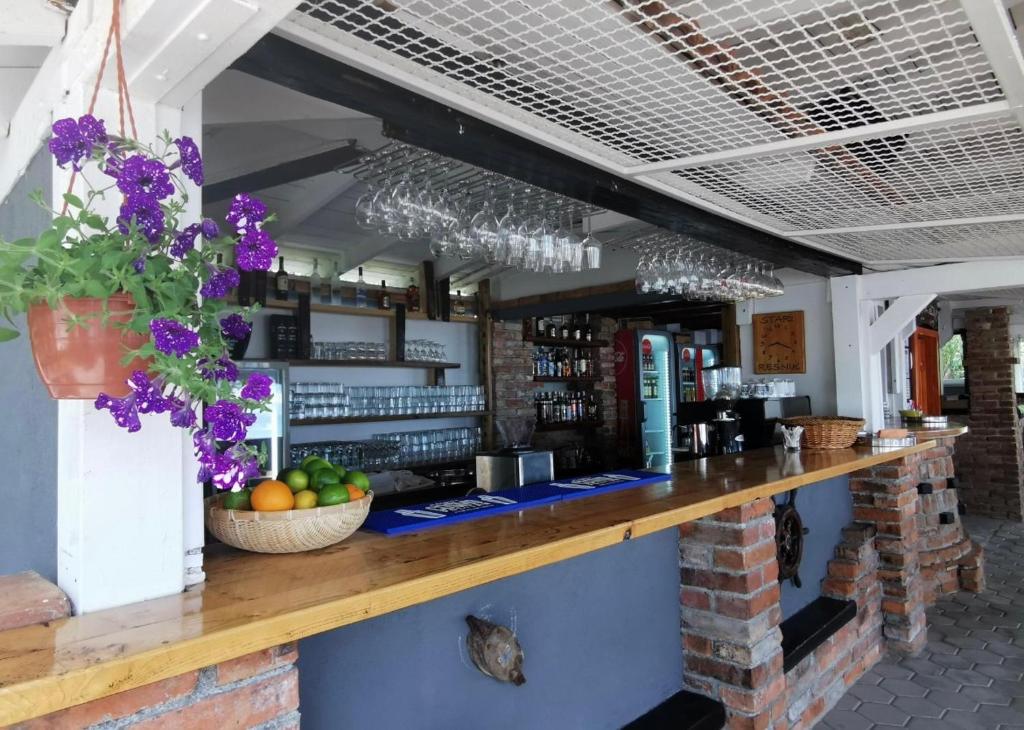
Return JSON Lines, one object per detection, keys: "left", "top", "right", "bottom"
{"left": 248, "top": 309, "right": 480, "bottom": 443}
{"left": 738, "top": 276, "right": 838, "bottom": 416}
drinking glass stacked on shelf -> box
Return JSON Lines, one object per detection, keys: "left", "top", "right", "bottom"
{"left": 290, "top": 440, "right": 401, "bottom": 471}
{"left": 740, "top": 379, "right": 797, "bottom": 398}
{"left": 405, "top": 339, "right": 447, "bottom": 363}
{"left": 311, "top": 341, "right": 388, "bottom": 361}
{"left": 289, "top": 383, "right": 487, "bottom": 421}
{"left": 351, "top": 142, "right": 604, "bottom": 274}
{"left": 610, "top": 229, "right": 785, "bottom": 302}
{"left": 373, "top": 427, "right": 482, "bottom": 466}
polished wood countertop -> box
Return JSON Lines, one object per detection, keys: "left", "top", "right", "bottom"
{"left": 0, "top": 443, "right": 931, "bottom": 724}
{"left": 883, "top": 419, "right": 968, "bottom": 439}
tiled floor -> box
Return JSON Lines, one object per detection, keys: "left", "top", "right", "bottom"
{"left": 820, "top": 516, "right": 1024, "bottom": 730}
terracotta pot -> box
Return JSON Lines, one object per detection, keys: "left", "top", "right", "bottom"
{"left": 27, "top": 294, "right": 151, "bottom": 399}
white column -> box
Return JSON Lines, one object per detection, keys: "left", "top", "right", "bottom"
{"left": 54, "top": 87, "right": 199, "bottom": 613}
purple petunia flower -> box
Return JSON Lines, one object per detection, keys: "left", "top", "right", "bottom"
{"left": 116, "top": 154, "right": 174, "bottom": 200}
{"left": 193, "top": 429, "right": 217, "bottom": 480}
{"left": 225, "top": 193, "right": 267, "bottom": 234}
{"left": 210, "top": 449, "right": 261, "bottom": 491}
{"left": 199, "top": 355, "right": 239, "bottom": 383}
{"left": 174, "top": 136, "right": 204, "bottom": 186}
{"left": 201, "top": 218, "right": 220, "bottom": 239}
{"left": 220, "top": 313, "right": 251, "bottom": 342}
{"left": 150, "top": 318, "right": 200, "bottom": 357}
{"left": 118, "top": 193, "right": 165, "bottom": 244}
{"left": 94, "top": 371, "right": 170, "bottom": 432}
{"left": 234, "top": 228, "right": 277, "bottom": 272}
{"left": 204, "top": 399, "right": 256, "bottom": 442}
{"left": 48, "top": 114, "right": 107, "bottom": 170}
{"left": 199, "top": 266, "right": 240, "bottom": 299}
{"left": 241, "top": 372, "right": 272, "bottom": 401}
{"left": 169, "top": 397, "right": 198, "bottom": 429}
{"left": 132, "top": 257, "right": 146, "bottom": 274}
{"left": 170, "top": 224, "right": 200, "bottom": 259}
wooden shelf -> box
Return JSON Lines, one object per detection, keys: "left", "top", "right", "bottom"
{"left": 0, "top": 443, "right": 936, "bottom": 727}
{"left": 255, "top": 299, "right": 478, "bottom": 323}
{"left": 280, "top": 359, "right": 461, "bottom": 370}
{"left": 535, "top": 421, "right": 603, "bottom": 432}
{"left": 523, "top": 336, "right": 609, "bottom": 347}
{"left": 291, "top": 410, "right": 490, "bottom": 426}
{"left": 533, "top": 375, "right": 602, "bottom": 383}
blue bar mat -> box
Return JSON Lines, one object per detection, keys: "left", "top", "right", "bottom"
{"left": 362, "top": 470, "right": 668, "bottom": 535}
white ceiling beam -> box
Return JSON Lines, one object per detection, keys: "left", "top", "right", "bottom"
{"left": 0, "top": 1, "right": 66, "bottom": 46}
{"left": 788, "top": 213, "right": 1024, "bottom": 237}
{"left": 622, "top": 102, "right": 1013, "bottom": 174}
{"left": 861, "top": 260, "right": 1024, "bottom": 300}
{"left": 868, "top": 294, "right": 936, "bottom": 352}
{"left": 960, "top": 0, "right": 1024, "bottom": 127}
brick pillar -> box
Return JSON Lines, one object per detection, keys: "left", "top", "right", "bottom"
{"left": 849, "top": 453, "right": 927, "bottom": 655}
{"left": 679, "top": 498, "right": 786, "bottom": 730}
{"left": 958, "top": 306, "right": 1024, "bottom": 521}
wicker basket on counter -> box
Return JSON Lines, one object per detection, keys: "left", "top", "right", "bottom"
{"left": 205, "top": 492, "right": 373, "bottom": 553}
{"left": 779, "top": 416, "right": 865, "bottom": 450}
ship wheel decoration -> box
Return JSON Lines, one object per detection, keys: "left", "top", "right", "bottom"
{"left": 774, "top": 490, "right": 810, "bottom": 588}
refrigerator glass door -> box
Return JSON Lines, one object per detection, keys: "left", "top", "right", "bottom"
{"left": 235, "top": 362, "right": 289, "bottom": 478}
{"left": 640, "top": 333, "right": 673, "bottom": 469}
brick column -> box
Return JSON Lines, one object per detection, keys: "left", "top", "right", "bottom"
{"left": 849, "top": 453, "right": 927, "bottom": 655}
{"left": 958, "top": 306, "right": 1024, "bottom": 521}
{"left": 679, "top": 498, "right": 786, "bottom": 730}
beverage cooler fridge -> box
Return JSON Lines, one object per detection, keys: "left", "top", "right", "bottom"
{"left": 678, "top": 344, "right": 720, "bottom": 402}
{"left": 614, "top": 330, "right": 677, "bottom": 470}
{"left": 233, "top": 361, "right": 289, "bottom": 479}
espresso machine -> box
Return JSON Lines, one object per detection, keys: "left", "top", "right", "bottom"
{"left": 679, "top": 408, "right": 743, "bottom": 459}
{"left": 475, "top": 417, "right": 554, "bottom": 492}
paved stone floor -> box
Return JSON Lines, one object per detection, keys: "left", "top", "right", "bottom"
{"left": 820, "top": 516, "right": 1024, "bottom": 730}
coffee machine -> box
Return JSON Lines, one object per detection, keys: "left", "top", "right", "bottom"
{"left": 475, "top": 417, "right": 554, "bottom": 492}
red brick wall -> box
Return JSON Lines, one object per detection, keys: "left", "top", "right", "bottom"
{"left": 15, "top": 644, "right": 300, "bottom": 729}
{"left": 490, "top": 317, "right": 618, "bottom": 465}
{"left": 958, "top": 307, "right": 1024, "bottom": 521}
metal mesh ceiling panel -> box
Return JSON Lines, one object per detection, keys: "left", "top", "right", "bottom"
{"left": 282, "top": 0, "right": 1024, "bottom": 266}
{"left": 802, "top": 220, "right": 1024, "bottom": 261}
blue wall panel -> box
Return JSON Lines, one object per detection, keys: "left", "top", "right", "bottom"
{"left": 775, "top": 475, "right": 853, "bottom": 619}
{"left": 298, "top": 528, "right": 682, "bottom": 730}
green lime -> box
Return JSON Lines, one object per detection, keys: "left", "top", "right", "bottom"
{"left": 345, "top": 470, "right": 370, "bottom": 492}
{"left": 222, "top": 489, "right": 251, "bottom": 510}
{"left": 317, "top": 482, "right": 350, "bottom": 506}
{"left": 281, "top": 468, "right": 310, "bottom": 493}
{"left": 310, "top": 468, "right": 341, "bottom": 491}
{"left": 300, "top": 454, "right": 322, "bottom": 470}
{"left": 332, "top": 463, "right": 348, "bottom": 481}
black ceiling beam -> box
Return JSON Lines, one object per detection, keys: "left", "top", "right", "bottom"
{"left": 202, "top": 141, "right": 362, "bottom": 204}
{"left": 231, "top": 34, "right": 861, "bottom": 277}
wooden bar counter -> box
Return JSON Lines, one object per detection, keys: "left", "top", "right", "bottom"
{"left": 0, "top": 443, "right": 931, "bottom": 725}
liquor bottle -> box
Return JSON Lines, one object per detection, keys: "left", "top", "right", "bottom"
{"left": 536, "top": 317, "right": 545, "bottom": 338}
{"left": 379, "top": 280, "right": 391, "bottom": 310}
{"left": 310, "top": 258, "right": 322, "bottom": 302}
{"left": 546, "top": 320, "right": 557, "bottom": 339}
{"left": 577, "top": 349, "right": 587, "bottom": 377}
{"left": 584, "top": 314, "right": 593, "bottom": 342}
{"left": 406, "top": 277, "right": 421, "bottom": 312}
{"left": 563, "top": 349, "right": 572, "bottom": 378}
{"left": 536, "top": 392, "right": 545, "bottom": 425}
{"left": 587, "top": 393, "right": 599, "bottom": 421}
{"left": 319, "top": 261, "right": 333, "bottom": 304}
{"left": 331, "top": 262, "right": 344, "bottom": 305}
{"left": 355, "top": 267, "right": 368, "bottom": 308}
{"left": 454, "top": 290, "right": 466, "bottom": 316}
{"left": 572, "top": 316, "right": 582, "bottom": 341}
{"left": 274, "top": 256, "right": 289, "bottom": 300}
{"left": 560, "top": 316, "right": 570, "bottom": 341}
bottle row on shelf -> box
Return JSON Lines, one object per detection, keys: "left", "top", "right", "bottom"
{"left": 532, "top": 314, "right": 595, "bottom": 342}
{"left": 534, "top": 390, "right": 601, "bottom": 426}
{"left": 642, "top": 376, "right": 661, "bottom": 400}
{"left": 532, "top": 347, "right": 596, "bottom": 378}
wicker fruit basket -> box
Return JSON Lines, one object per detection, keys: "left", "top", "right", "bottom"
{"left": 779, "top": 416, "right": 865, "bottom": 450}
{"left": 205, "top": 492, "right": 373, "bottom": 554}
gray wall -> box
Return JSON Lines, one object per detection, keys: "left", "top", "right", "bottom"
{"left": 0, "top": 150, "right": 58, "bottom": 581}
{"left": 776, "top": 474, "right": 853, "bottom": 619}
{"left": 299, "top": 528, "right": 683, "bottom": 730}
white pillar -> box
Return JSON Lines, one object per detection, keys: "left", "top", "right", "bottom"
{"left": 54, "top": 87, "right": 201, "bottom": 613}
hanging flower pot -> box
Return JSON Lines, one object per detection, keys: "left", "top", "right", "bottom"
{"left": 26, "top": 293, "right": 150, "bottom": 399}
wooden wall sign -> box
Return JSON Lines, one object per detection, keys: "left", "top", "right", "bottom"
{"left": 753, "top": 311, "right": 806, "bottom": 374}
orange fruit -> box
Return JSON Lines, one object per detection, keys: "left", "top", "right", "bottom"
{"left": 250, "top": 480, "right": 295, "bottom": 511}
{"left": 345, "top": 484, "right": 366, "bottom": 501}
